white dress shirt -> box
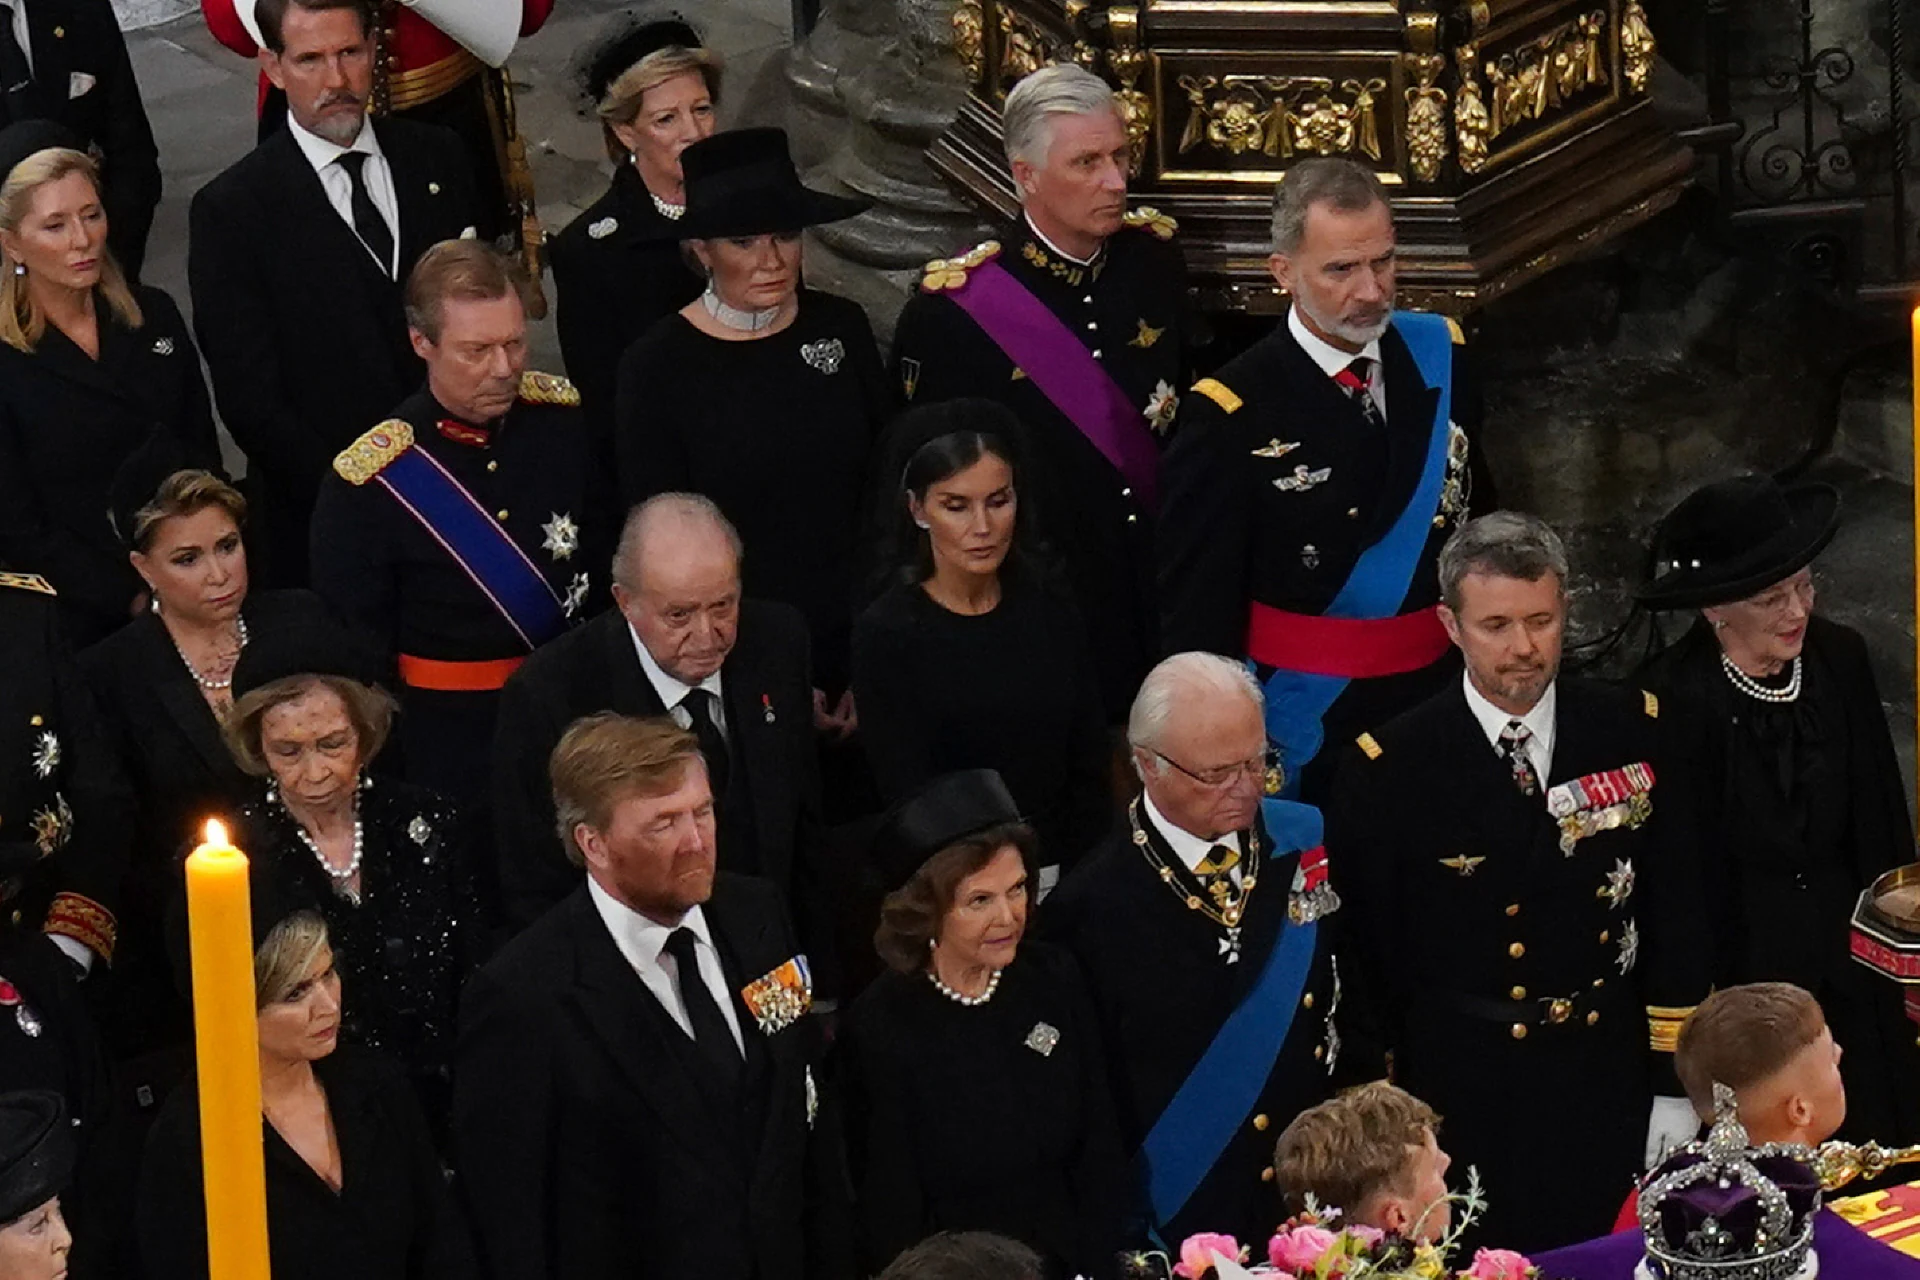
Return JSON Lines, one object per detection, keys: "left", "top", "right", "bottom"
{"left": 286, "top": 116, "right": 400, "bottom": 278}
{"left": 1143, "top": 790, "right": 1243, "bottom": 886}
{"left": 586, "top": 877, "right": 745, "bottom": 1052}
{"left": 1461, "top": 671, "right": 1558, "bottom": 787}
{"left": 1288, "top": 304, "right": 1388, "bottom": 423}
{"left": 628, "top": 622, "right": 728, "bottom": 737}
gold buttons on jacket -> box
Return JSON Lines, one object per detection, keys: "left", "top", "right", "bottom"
{"left": 1253, "top": 1114, "right": 1270, "bottom": 1132}
{"left": 1505, "top": 903, "right": 1520, "bottom": 917}
{"left": 1508, "top": 941, "right": 1525, "bottom": 958}
{"left": 1302, "top": 993, "right": 1314, "bottom": 1010}
{"left": 1546, "top": 999, "right": 1572, "bottom": 1024}
{"left": 486, "top": 461, "right": 499, "bottom": 473}
{"left": 1510, "top": 985, "right": 1527, "bottom": 1000}
{"left": 1313, "top": 1045, "right": 1325, "bottom": 1061}
{"left": 1511, "top": 1024, "right": 1528, "bottom": 1040}
{"left": 1587, "top": 1010, "right": 1601, "bottom": 1026}
{"left": 1260, "top": 1167, "right": 1275, "bottom": 1183}
{"left": 1599, "top": 930, "right": 1610, "bottom": 944}
{"left": 496, "top": 509, "right": 510, "bottom": 521}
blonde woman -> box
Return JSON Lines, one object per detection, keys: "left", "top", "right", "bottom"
{"left": 549, "top": 17, "right": 723, "bottom": 436}
{"left": 0, "top": 123, "right": 218, "bottom": 646}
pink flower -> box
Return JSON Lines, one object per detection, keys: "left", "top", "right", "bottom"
{"left": 1268, "top": 1224, "right": 1339, "bottom": 1273}
{"left": 1466, "top": 1247, "right": 1535, "bottom": 1280}
{"left": 1175, "top": 1233, "right": 1242, "bottom": 1278}
{"left": 1346, "top": 1224, "right": 1386, "bottom": 1249}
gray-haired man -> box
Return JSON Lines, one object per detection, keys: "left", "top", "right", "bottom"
{"left": 1157, "top": 157, "right": 1493, "bottom": 805}
{"left": 1326, "top": 511, "right": 1708, "bottom": 1253}
{"left": 890, "top": 62, "right": 1188, "bottom": 723}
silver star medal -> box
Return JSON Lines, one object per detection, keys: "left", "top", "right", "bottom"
{"left": 540, "top": 513, "right": 579, "bottom": 561}
{"left": 800, "top": 338, "right": 845, "bottom": 374}
{"left": 1603, "top": 858, "right": 1635, "bottom": 908}
{"left": 1616, "top": 918, "right": 1640, "bottom": 975}
{"left": 563, "top": 572, "right": 591, "bottom": 617}
{"left": 31, "top": 731, "right": 58, "bottom": 779}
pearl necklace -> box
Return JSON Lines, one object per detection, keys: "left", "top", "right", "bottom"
{"left": 927, "top": 967, "right": 1001, "bottom": 1006}
{"left": 274, "top": 785, "right": 364, "bottom": 904}
{"left": 1720, "top": 652, "right": 1802, "bottom": 704}
{"left": 701, "top": 286, "right": 781, "bottom": 333}
{"left": 172, "top": 615, "right": 250, "bottom": 690}
{"left": 651, "top": 191, "right": 685, "bottom": 221}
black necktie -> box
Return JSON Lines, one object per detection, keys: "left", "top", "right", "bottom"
{"left": 680, "top": 688, "right": 730, "bottom": 799}
{"left": 663, "top": 927, "right": 742, "bottom": 1087}
{"left": 0, "top": 6, "right": 36, "bottom": 125}
{"left": 334, "top": 151, "right": 394, "bottom": 277}
{"left": 1333, "top": 356, "right": 1385, "bottom": 430}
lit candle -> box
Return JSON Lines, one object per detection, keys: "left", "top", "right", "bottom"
{"left": 184, "top": 819, "right": 270, "bottom": 1280}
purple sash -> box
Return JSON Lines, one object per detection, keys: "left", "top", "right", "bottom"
{"left": 948, "top": 259, "right": 1160, "bottom": 509}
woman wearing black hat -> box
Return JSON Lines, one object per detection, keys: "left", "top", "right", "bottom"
{"left": 137, "top": 906, "right": 474, "bottom": 1280}
{"left": 1639, "top": 474, "right": 1920, "bottom": 1146}
{"left": 0, "top": 123, "right": 219, "bottom": 648}
{"left": 613, "top": 126, "right": 888, "bottom": 716}
{"left": 839, "top": 770, "right": 1126, "bottom": 1278}
{"left": 854, "top": 401, "right": 1111, "bottom": 881}
{"left": 550, "top": 15, "right": 719, "bottom": 441}
{"left": 220, "top": 626, "right": 484, "bottom": 1142}
{"left": 0, "top": 1092, "right": 78, "bottom": 1280}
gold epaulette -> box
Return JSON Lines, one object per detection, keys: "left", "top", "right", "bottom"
{"left": 1123, "top": 206, "right": 1178, "bottom": 239}
{"left": 1642, "top": 690, "right": 1659, "bottom": 719}
{"left": 1191, "top": 377, "right": 1242, "bottom": 414}
{"left": 0, "top": 571, "right": 55, "bottom": 596}
{"left": 1356, "top": 732, "right": 1383, "bottom": 760}
{"left": 920, "top": 240, "right": 1002, "bottom": 292}
{"left": 1446, "top": 316, "right": 1465, "bottom": 344}
{"left": 1647, "top": 1003, "right": 1696, "bottom": 1054}
{"left": 334, "top": 420, "right": 416, "bottom": 486}
{"left": 520, "top": 370, "right": 580, "bottom": 407}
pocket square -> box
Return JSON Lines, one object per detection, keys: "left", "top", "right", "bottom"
{"left": 741, "top": 955, "right": 812, "bottom": 1034}
{"left": 68, "top": 72, "right": 95, "bottom": 98}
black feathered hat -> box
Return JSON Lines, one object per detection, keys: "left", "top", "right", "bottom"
{"left": 658, "top": 128, "right": 868, "bottom": 242}
{"left": 870, "top": 769, "right": 1024, "bottom": 894}
{"left": 577, "top": 11, "right": 709, "bottom": 113}
{"left": 0, "top": 1091, "right": 74, "bottom": 1225}
{"left": 1638, "top": 474, "right": 1839, "bottom": 611}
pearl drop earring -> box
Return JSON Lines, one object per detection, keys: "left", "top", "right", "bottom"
{"left": 914, "top": 519, "right": 930, "bottom": 530}
{"left": 11, "top": 263, "right": 21, "bottom": 277}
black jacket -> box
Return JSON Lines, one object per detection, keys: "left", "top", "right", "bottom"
{"left": 452, "top": 877, "right": 849, "bottom": 1280}
{"left": 1325, "top": 677, "right": 1711, "bottom": 1251}
{"left": 188, "top": 120, "right": 479, "bottom": 584}
{"left": 491, "top": 603, "right": 824, "bottom": 936}
{"left": 8, "top": 0, "right": 162, "bottom": 278}
{"left": 0, "top": 285, "right": 218, "bottom": 645}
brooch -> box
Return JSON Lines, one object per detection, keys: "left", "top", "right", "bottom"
{"left": 1024, "top": 1022, "right": 1060, "bottom": 1057}
{"left": 800, "top": 338, "right": 845, "bottom": 375}
{"left": 151, "top": 337, "right": 174, "bottom": 356}
{"left": 540, "top": 512, "right": 579, "bottom": 561}
{"left": 741, "top": 955, "right": 813, "bottom": 1035}
{"left": 407, "top": 815, "right": 433, "bottom": 846}
{"left": 588, "top": 216, "right": 618, "bottom": 239}
{"left": 0, "top": 977, "right": 40, "bottom": 1038}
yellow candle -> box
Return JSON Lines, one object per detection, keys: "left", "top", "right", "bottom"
{"left": 184, "top": 820, "right": 271, "bottom": 1280}
{"left": 1913, "top": 307, "right": 1920, "bottom": 816}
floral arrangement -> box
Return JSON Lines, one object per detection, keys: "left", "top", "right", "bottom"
{"left": 1124, "top": 1170, "right": 1540, "bottom": 1280}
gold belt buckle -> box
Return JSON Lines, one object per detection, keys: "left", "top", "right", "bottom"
{"left": 1542, "top": 996, "right": 1574, "bottom": 1025}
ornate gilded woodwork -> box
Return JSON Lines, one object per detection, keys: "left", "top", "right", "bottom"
{"left": 953, "top": 0, "right": 984, "bottom": 86}
{"left": 1176, "top": 75, "right": 1389, "bottom": 161}
{"left": 1620, "top": 0, "right": 1656, "bottom": 95}
{"left": 1482, "top": 9, "right": 1609, "bottom": 141}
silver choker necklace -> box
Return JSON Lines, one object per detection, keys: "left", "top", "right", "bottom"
{"left": 1720, "top": 652, "right": 1802, "bottom": 703}
{"left": 651, "top": 191, "right": 684, "bottom": 221}
{"left": 927, "top": 967, "right": 1001, "bottom": 1007}
{"left": 173, "top": 614, "right": 250, "bottom": 691}
{"left": 701, "top": 286, "right": 781, "bottom": 333}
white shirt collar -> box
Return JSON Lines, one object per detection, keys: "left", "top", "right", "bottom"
{"left": 1287, "top": 303, "right": 1383, "bottom": 378}
{"left": 1023, "top": 212, "right": 1101, "bottom": 268}
{"left": 1460, "top": 671, "right": 1558, "bottom": 775}
{"left": 1142, "top": 790, "right": 1237, "bottom": 876}
{"left": 627, "top": 620, "right": 724, "bottom": 710}
{"left": 286, "top": 114, "right": 381, "bottom": 177}
{"left": 586, "top": 874, "right": 715, "bottom": 969}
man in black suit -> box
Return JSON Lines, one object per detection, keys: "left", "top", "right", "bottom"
{"left": 455, "top": 712, "right": 846, "bottom": 1280}
{"left": 1157, "top": 157, "right": 1492, "bottom": 805}
{"left": 0, "top": 0, "right": 161, "bottom": 278}
{"left": 1042, "top": 652, "right": 1366, "bottom": 1248}
{"left": 492, "top": 493, "right": 823, "bottom": 938}
{"left": 1326, "top": 513, "right": 1710, "bottom": 1252}
{"left": 188, "top": 0, "right": 478, "bottom": 586}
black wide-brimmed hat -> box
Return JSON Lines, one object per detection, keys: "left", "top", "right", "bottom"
{"left": 576, "top": 11, "right": 708, "bottom": 111}
{"left": 0, "top": 1091, "right": 73, "bottom": 1225}
{"left": 231, "top": 620, "right": 386, "bottom": 702}
{"left": 871, "top": 769, "right": 1024, "bottom": 894}
{"left": 0, "top": 120, "right": 83, "bottom": 186}
{"left": 1638, "top": 473, "right": 1839, "bottom": 611}
{"left": 660, "top": 128, "right": 868, "bottom": 242}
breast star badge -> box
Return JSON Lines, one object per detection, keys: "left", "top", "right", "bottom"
{"left": 31, "top": 731, "right": 58, "bottom": 779}
{"left": 1129, "top": 319, "right": 1165, "bottom": 349}
{"left": 1615, "top": 918, "right": 1640, "bottom": 975}
{"left": 1144, "top": 380, "right": 1178, "bottom": 433}
{"left": 1601, "top": 857, "right": 1635, "bottom": 907}
{"left": 563, "top": 572, "right": 591, "bottom": 617}
{"left": 540, "top": 513, "right": 579, "bottom": 561}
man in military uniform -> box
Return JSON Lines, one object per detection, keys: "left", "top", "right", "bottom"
{"left": 1044, "top": 653, "right": 1366, "bottom": 1247}
{"left": 891, "top": 63, "right": 1187, "bottom": 722}
{"left": 310, "top": 240, "right": 596, "bottom": 867}
{"left": 1326, "top": 513, "right": 1708, "bottom": 1253}
{"left": 1158, "top": 157, "right": 1491, "bottom": 804}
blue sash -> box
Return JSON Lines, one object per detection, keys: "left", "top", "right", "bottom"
{"left": 374, "top": 445, "right": 567, "bottom": 650}
{"left": 1139, "top": 798, "right": 1324, "bottom": 1229}
{"left": 1263, "top": 312, "right": 1455, "bottom": 791}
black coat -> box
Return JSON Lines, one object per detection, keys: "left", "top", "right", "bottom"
{"left": 490, "top": 604, "right": 824, "bottom": 942}
{"left": 1156, "top": 311, "right": 1491, "bottom": 800}
{"left": 137, "top": 1046, "right": 477, "bottom": 1280}
{"left": 891, "top": 220, "right": 1188, "bottom": 722}
{"left": 187, "top": 120, "right": 479, "bottom": 585}
{"left": 1325, "top": 677, "right": 1711, "bottom": 1252}
{"left": 0, "top": 286, "right": 218, "bottom": 646}
{"left": 451, "top": 877, "right": 849, "bottom": 1280}
{"left": 1039, "top": 806, "right": 1360, "bottom": 1247}
{"left": 5, "top": 0, "right": 162, "bottom": 278}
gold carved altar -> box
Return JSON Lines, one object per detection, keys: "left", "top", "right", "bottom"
{"left": 929, "top": 0, "right": 1691, "bottom": 314}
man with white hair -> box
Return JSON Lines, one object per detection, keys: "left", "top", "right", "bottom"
{"left": 1157, "top": 157, "right": 1492, "bottom": 805}
{"left": 890, "top": 62, "right": 1188, "bottom": 724}
{"left": 1044, "top": 651, "right": 1363, "bottom": 1247}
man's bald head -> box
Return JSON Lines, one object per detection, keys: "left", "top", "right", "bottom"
{"left": 612, "top": 494, "right": 744, "bottom": 684}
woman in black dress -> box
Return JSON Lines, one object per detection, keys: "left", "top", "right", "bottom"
{"left": 0, "top": 1092, "right": 79, "bottom": 1280}
{"left": 1639, "top": 474, "right": 1920, "bottom": 1146}
{"left": 80, "top": 463, "right": 335, "bottom": 1062}
{"left": 614, "top": 127, "right": 886, "bottom": 715}
{"left": 550, "top": 16, "right": 719, "bottom": 438}
{"left": 138, "top": 904, "right": 474, "bottom": 1280}
{"left": 855, "top": 401, "right": 1111, "bottom": 882}
{"left": 0, "top": 124, "right": 218, "bottom": 648}
{"left": 222, "top": 628, "right": 484, "bottom": 1139}
{"left": 840, "top": 770, "right": 1125, "bottom": 1278}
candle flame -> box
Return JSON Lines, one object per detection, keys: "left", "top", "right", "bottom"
{"left": 205, "top": 818, "right": 228, "bottom": 846}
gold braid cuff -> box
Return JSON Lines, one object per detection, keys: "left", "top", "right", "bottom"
{"left": 1647, "top": 1003, "right": 1698, "bottom": 1053}
{"left": 44, "top": 891, "right": 115, "bottom": 964}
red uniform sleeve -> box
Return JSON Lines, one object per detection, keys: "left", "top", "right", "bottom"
{"left": 521, "top": 0, "right": 553, "bottom": 36}
{"left": 200, "top": 0, "right": 260, "bottom": 55}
